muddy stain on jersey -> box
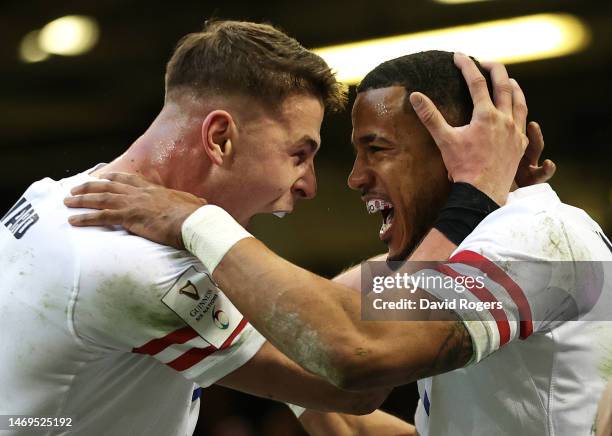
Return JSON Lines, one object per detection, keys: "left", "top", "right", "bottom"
{"left": 94, "top": 274, "right": 184, "bottom": 338}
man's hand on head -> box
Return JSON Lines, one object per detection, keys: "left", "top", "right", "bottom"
{"left": 410, "top": 53, "right": 533, "bottom": 205}
{"left": 64, "top": 172, "right": 205, "bottom": 250}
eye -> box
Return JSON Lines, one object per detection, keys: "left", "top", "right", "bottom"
{"left": 293, "top": 149, "right": 308, "bottom": 165}
{"left": 369, "top": 145, "right": 386, "bottom": 153}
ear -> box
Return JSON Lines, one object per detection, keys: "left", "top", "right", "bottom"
{"left": 201, "top": 110, "right": 234, "bottom": 166}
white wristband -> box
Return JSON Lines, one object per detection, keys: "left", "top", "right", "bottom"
{"left": 181, "top": 205, "right": 253, "bottom": 274}
{"left": 286, "top": 403, "right": 306, "bottom": 418}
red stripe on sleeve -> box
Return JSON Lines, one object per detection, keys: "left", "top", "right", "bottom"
{"left": 167, "top": 345, "right": 217, "bottom": 371}
{"left": 449, "top": 250, "right": 533, "bottom": 339}
{"left": 166, "top": 318, "right": 250, "bottom": 372}
{"left": 437, "top": 264, "right": 511, "bottom": 346}
{"left": 220, "top": 318, "right": 249, "bottom": 350}
{"left": 133, "top": 326, "right": 199, "bottom": 355}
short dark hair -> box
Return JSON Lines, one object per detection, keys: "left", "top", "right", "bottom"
{"left": 165, "top": 20, "right": 347, "bottom": 112}
{"left": 357, "top": 50, "right": 492, "bottom": 125}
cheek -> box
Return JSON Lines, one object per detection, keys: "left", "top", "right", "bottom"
{"left": 395, "top": 185, "right": 419, "bottom": 232}
{"left": 251, "top": 159, "right": 294, "bottom": 194}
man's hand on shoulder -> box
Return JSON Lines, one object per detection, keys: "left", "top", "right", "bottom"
{"left": 64, "top": 172, "right": 205, "bottom": 249}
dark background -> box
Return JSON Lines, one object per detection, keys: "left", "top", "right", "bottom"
{"left": 1, "top": 1, "right": 611, "bottom": 434}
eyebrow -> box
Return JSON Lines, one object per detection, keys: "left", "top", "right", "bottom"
{"left": 297, "top": 135, "right": 320, "bottom": 153}
{"left": 351, "top": 133, "right": 393, "bottom": 151}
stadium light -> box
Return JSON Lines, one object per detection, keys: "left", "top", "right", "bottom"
{"left": 19, "top": 30, "right": 50, "bottom": 63}
{"left": 38, "top": 15, "right": 99, "bottom": 56}
{"left": 313, "top": 13, "right": 590, "bottom": 85}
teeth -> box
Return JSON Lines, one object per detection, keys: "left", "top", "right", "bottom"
{"left": 380, "top": 221, "right": 392, "bottom": 236}
{"left": 366, "top": 199, "right": 393, "bottom": 214}
{"left": 379, "top": 208, "right": 394, "bottom": 236}
{"left": 273, "top": 212, "right": 287, "bottom": 218}
{"left": 384, "top": 210, "right": 393, "bottom": 225}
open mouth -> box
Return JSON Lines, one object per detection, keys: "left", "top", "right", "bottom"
{"left": 366, "top": 199, "right": 394, "bottom": 241}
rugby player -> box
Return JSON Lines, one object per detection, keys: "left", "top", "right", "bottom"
{"left": 68, "top": 51, "right": 612, "bottom": 435}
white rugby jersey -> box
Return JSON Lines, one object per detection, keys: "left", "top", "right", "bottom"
{"left": 414, "top": 183, "right": 612, "bottom": 436}
{"left": 0, "top": 168, "right": 266, "bottom": 435}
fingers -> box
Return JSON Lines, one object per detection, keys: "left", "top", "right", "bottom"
{"left": 68, "top": 210, "right": 124, "bottom": 227}
{"left": 64, "top": 193, "right": 126, "bottom": 210}
{"left": 515, "top": 121, "right": 556, "bottom": 186}
{"left": 542, "top": 159, "right": 556, "bottom": 179}
{"left": 454, "top": 52, "right": 494, "bottom": 110}
{"left": 409, "top": 91, "right": 453, "bottom": 146}
{"left": 538, "top": 159, "right": 557, "bottom": 182}
{"left": 510, "top": 79, "right": 528, "bottom": 133}
{"left": 482, "top": 61, "right": 513, "bottom": 116}
{"left": 525, "top": 160, "right": 557, "bottom": 184}
{"left": 98, "top": 172, "right": 153, "bottom": 188}
{"left": 525, "top": 121, "right": 544, "bottom": 164}
{"left": 70, "top": 180, "right": 134, "bottom": 196}
{"left": 65, "top": 192, "right": 131, "bottom": 228}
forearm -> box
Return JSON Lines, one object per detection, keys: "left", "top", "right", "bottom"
{"left": 214, "top": 238, "right": 367, "bottom": 387}
{"left": 217, "top": 342, "right": 389, "bottom": 414}
{"left": 212, "top": 233, "right": 462, "bottom": 389}
{"left": 300, "top": 409, "right": 417, "bottom": 436}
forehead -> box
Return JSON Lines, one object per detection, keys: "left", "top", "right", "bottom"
{"left": 270, "top": 93, "right": 325, "bottom": 147}
{"left": 278, "top": 93, "right": 324, "bottom": 128}
{"left": 238, "top": 92, "right": 324, "bottom": 146}
{"left": 352, "top": 86, "right": 409, "bottom": 138}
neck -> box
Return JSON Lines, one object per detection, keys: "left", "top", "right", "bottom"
{"left": 92, "top": 103, "right": 209, "bottom": 196}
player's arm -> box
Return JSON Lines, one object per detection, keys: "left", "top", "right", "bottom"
{"left": 207, "top": 235, "right": 469, "bottom": 390}
{"left": 299, "top": 409, "right": 417, "bottom": 436}
{"left": 216, "top": 256, "right": 392, "bottom": 414}
{"left": 216, "top": 340, "right": 389, "bottom": 414}
{"left": 288, "top": 257, "right": 416, "bottom": 435}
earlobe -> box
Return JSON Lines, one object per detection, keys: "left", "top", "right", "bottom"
{"left": 202, "top": 110, "right": 233, "bottom": 167}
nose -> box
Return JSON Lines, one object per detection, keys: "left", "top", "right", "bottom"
{"left": 347, "top": 154, "right": 370, "bottom": 192}
{"left": 292, "top": 161, "right": 317, "bottom": 200}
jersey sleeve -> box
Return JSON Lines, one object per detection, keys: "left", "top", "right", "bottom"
{"left": 417, "top": 208, "right": 591, "bottom": 365}
{"left": 71, "top": 226, "right": 266, "bottom": 387}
